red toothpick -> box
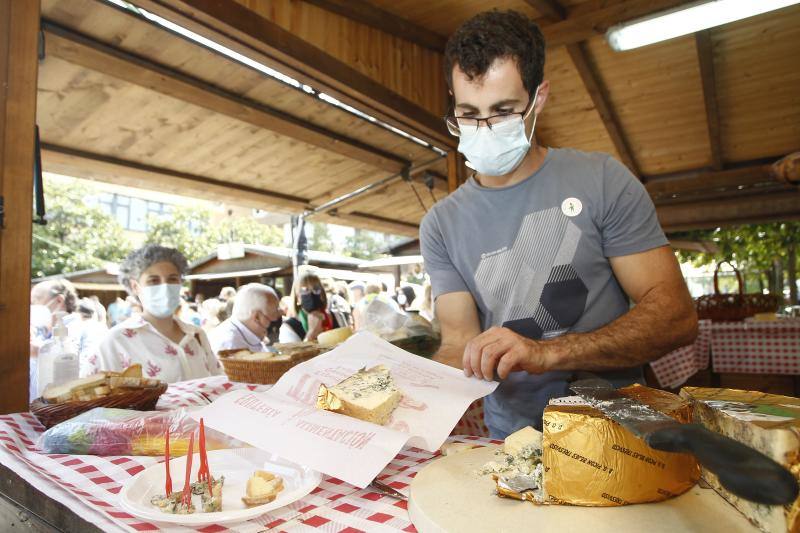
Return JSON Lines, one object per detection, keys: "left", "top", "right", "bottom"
{"left": 198, "top": 418, "right": 211, "bottom": 484}
{"left": 164, "top": 428, "right": 172, "bottom": 495}
{"left": 181, "top": 432, "right": 194, "bottom": 508}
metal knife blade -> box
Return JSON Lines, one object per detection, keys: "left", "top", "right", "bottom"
{"left": 370, "top": 479, "right": 407, "bottom": 501}
{"left": 569, "top": 377, "right": 799, "bottom": 505}
{"left": 569, "top": 378, "right": 678, "bottom": 438}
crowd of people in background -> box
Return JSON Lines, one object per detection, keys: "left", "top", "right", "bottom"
{"left": 28, "top": 244, "right": 435, "bottom": 399}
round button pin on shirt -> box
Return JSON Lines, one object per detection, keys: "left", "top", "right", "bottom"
{"left": 561, "top": 197, "right": 582, "bottom": 217}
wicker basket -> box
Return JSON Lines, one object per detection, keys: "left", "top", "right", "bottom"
{"left": 218, "top": 353, "right": 295, "bottom": 385}
{"left": 695, "top": 262, "right": 781, "bottom": 321}
{"left": 30, "top": 383, "right": 168, "bottom": 429}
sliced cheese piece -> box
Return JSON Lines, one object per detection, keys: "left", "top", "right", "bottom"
{"left": 317, "top": 365, "right": 402, "bottom": 425}
{"left": 503, "top": 426, "right": 542, "bottom": 456}
{"left": 680, "top": 387, "right": 800, "bottom": 533}
{"left": 317, "top": 326, "right": 353, "bottom": 347}
{"left": 242, "top": 471, "right": 284, "bottom": 507}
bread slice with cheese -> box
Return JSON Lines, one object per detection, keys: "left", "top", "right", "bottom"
{"left": 43, "top": 373, "right": 108, "bottom": 403}
{"left": 241, "top": 471, "right": 284, "bottom": 507}
{"left": 316, "top": 365, "right": 402, "bottom": 425}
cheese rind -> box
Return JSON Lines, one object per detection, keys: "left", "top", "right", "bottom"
{"left": 316, "top": 365, "right": 402, "bottom": 425}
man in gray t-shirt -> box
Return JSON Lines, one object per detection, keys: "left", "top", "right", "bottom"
{"left": 421, "top": 11, "right": 698, "bottom": 438}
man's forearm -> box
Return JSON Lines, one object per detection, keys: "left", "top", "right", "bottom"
{"left": 545, "top": 284, "right": 698, "bottom": 371}
{"left": 433, "top": 341, "right": 465, "bottom": 369}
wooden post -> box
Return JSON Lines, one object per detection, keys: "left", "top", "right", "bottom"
{"left": 446, "top": 151, "right": 459, "bottom": 193}
{"left": 0, "top": 0, "right": 40, "bottom": 413}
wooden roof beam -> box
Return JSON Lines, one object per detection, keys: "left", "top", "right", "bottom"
{"left": 695, "top": 30, "right": 723, "bottom": 170}
{"left": 300, "top": 0, "right": 447, "bottom": 53}
{"left": 645, "top": 164, "right": 777, "bottom": 200}
{"left": 42, "top": 21, "right": 410, "bottom": 174}
{"left": 41, "top": 143, "right": 421, "bottom": 236}
{"left": 41, "top": 143, "right": 310, "bottom": 213}
{"left": 525, "top": 0, "right": 567, "bottom": 23}
{"left": 542, "top": 0, "right": 692, "bottom": 48}
{"left": 566, "top": 42, "right": 639, "bottom": 176}
{"left": 131, "top": 0, "right": 455, "bottom": 150}
{"left": 658, "top": 190, "right": 800, "bottom": 232}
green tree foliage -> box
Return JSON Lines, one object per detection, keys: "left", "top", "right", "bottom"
{"left": 32, "top": 179, "right": 132, "bottom": 278}
{"left": 145, "top": 206, "right": 284, "bottom": 263}
{"left": 307, "top": 222, "right": 334, "bottom": 252}
{"left": 672, "top": 222, "right": 800, "bottom": 302}
{"left": 342, "top": 229, "right": 387, "bottom": 260}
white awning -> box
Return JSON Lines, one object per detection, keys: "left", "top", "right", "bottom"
{"left": 185, "top": 267, "right": 282, "bottom": 281}
{"left": 358, "top": 255, "right": 424, "bottom": 268}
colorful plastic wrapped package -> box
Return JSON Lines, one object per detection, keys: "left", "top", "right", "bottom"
{"left": 38, "top": 407, "right": 243, "bottom": 456}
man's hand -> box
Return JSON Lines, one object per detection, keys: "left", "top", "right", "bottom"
{"left": 463, "top": 326, "right": 553, "bottom": 380}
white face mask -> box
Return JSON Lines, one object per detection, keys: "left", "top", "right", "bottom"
{"left": 138, "top": 283, "right": 182, "bottom": 319}
{"left": 457, "top": 87, "right": 540, "bottom": 177}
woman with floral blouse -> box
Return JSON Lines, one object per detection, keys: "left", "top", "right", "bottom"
{"left": 96, "top": 244, "right": 222, "bottom": 382}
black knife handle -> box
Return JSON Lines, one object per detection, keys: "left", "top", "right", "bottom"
{"left": 646, "top": 423, "right": 798, "bottom": 505}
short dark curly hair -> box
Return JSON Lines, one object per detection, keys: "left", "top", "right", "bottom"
{"left": 444, "top": 10, "right": 545, "bottom": 98}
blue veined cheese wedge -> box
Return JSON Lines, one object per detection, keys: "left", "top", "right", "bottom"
{"left": 680, "top": 387, "right": 800, "bottom": 533}
{"left": 316, "top": 365, "right": 402, "bottom": 425}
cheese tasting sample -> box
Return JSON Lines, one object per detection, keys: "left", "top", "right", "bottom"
{"left": 316, "top": 365, "right": 403, "bottom": 425}
{"left": 242, "top": 470, "right": 284, "bottom": 507}
{"left": 680, "top": 387, "right": 800, "bottom": 533}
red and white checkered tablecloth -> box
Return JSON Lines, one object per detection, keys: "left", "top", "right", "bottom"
{"left": 711, "top": 320, "right": 800, "bottom": 374}
{"left": 0, "top": 377, "right": 495, "bottom": 533}
{"left": 649, "top": 320, "right": 712, "bottom": 388}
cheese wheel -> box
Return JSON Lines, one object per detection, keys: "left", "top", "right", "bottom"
{"left": 542, "top": 385, "right": 699, "bottom": 506}
{"left": 317, "top": 326, "right": 353, "bottom": 347}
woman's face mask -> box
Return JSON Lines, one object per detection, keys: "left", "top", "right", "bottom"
{"left": 456, "top": 86, "right": 540, "bottom": 177}
{"left": 138, "top": 283, "right": 182, "bottom": 319}
{"left": 300, "top": 286, "right": 324, "bottom": 313}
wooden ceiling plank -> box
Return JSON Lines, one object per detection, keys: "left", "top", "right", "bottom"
{"left": 41, "top": 143, "right": 310, "bottom": 212}
{"left": 645, "top": 164, "right": 775, "bottom": 199}
{"left": 695, "top": 30, "right": 723, "bottom": 170}
{"left": 42, "top": 21, "right": 411, "bottom": 174}
{"left": 542, "top": 0, "right": 691, "bottom": 48}
{"left": 565, "top": 42, "right": 639, "bottom": 176}
{"left": 300, "top": 0, "right": 446, "bottom": 53}
{"left": 132, "top": 0, "right": 455, "bottom": 149}
{"left": 524, "top": 0, "right": 566, "bottom": 23}
{"left": 658, "top": 190, "right": 800, "bottom": 232}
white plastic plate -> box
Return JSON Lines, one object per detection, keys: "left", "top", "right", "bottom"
{"left": 119, "top": 448, "right": 321, "bottom": 525}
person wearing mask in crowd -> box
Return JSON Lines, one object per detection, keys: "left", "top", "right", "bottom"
{"left": 29, "top": 279, "right": 82, "bottom": 399}
{"left": 107, "top": 296, "right": 132, "bottom": 327}
{"left": 348, "top": 281, "right": 366, "bottom": 307}
{"left": 97, "top": 244, "right": 222, "bottom": 382}
{"left": 209, "top": 283, "right": 281, "bottom": 353}
{"left": 325, "top": 279, "right": 352, "bottom": 327}
{"left": 396, "top": 285, "right": 417, "bottom": 311}
{"left": 75, "top": 298, "right": 109, "bottom": 375}
{"left": 279, "top": 273, "right": 348, "bottom": 342}
{"left": 200, "top": 298, "right": 225, "bottom": 330}
{"left": 219, "top": 286, "right": 236, "bottom": 302}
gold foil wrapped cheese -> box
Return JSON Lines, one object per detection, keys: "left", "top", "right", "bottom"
{"left": 542, "top": 384, "right": 700, "bottom": 506}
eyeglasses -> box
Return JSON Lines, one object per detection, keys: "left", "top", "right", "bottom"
{"left": 444, "top": 98, "right": 534, "bottom": 137}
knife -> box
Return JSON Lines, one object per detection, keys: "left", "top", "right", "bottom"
{"left": 370, "top": 479, "right": 408, "bottom": 501}
{"left": 569, "top": 378, "right": 799, "bottom": 505}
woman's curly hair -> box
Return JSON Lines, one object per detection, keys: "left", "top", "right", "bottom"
{"left": 444, "top": 10, "right": 545, "bottom": 97}
{"left": 118, "top": 244, "right": 188, "bottom": 293}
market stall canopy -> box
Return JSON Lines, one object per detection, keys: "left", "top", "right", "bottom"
{"left": 37, "top": 0, "right": 800, "bottom": 237}
{"left": 188, "top": 245, "right": 365, "bottom": 278}
{"left": 31, "top": 264, "right": 125, "bottom": 292}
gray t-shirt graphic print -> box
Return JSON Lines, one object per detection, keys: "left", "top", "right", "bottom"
{"left": 420, "top": 148, "right": 669, "bottom": 438}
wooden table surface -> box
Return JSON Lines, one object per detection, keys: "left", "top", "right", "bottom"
{"left": 0, "top": 463, "right": 102, "bottom": 533}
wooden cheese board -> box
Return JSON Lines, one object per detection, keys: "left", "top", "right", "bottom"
{"left": 409, "top": 445, "right": 758, "bottom": 533}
